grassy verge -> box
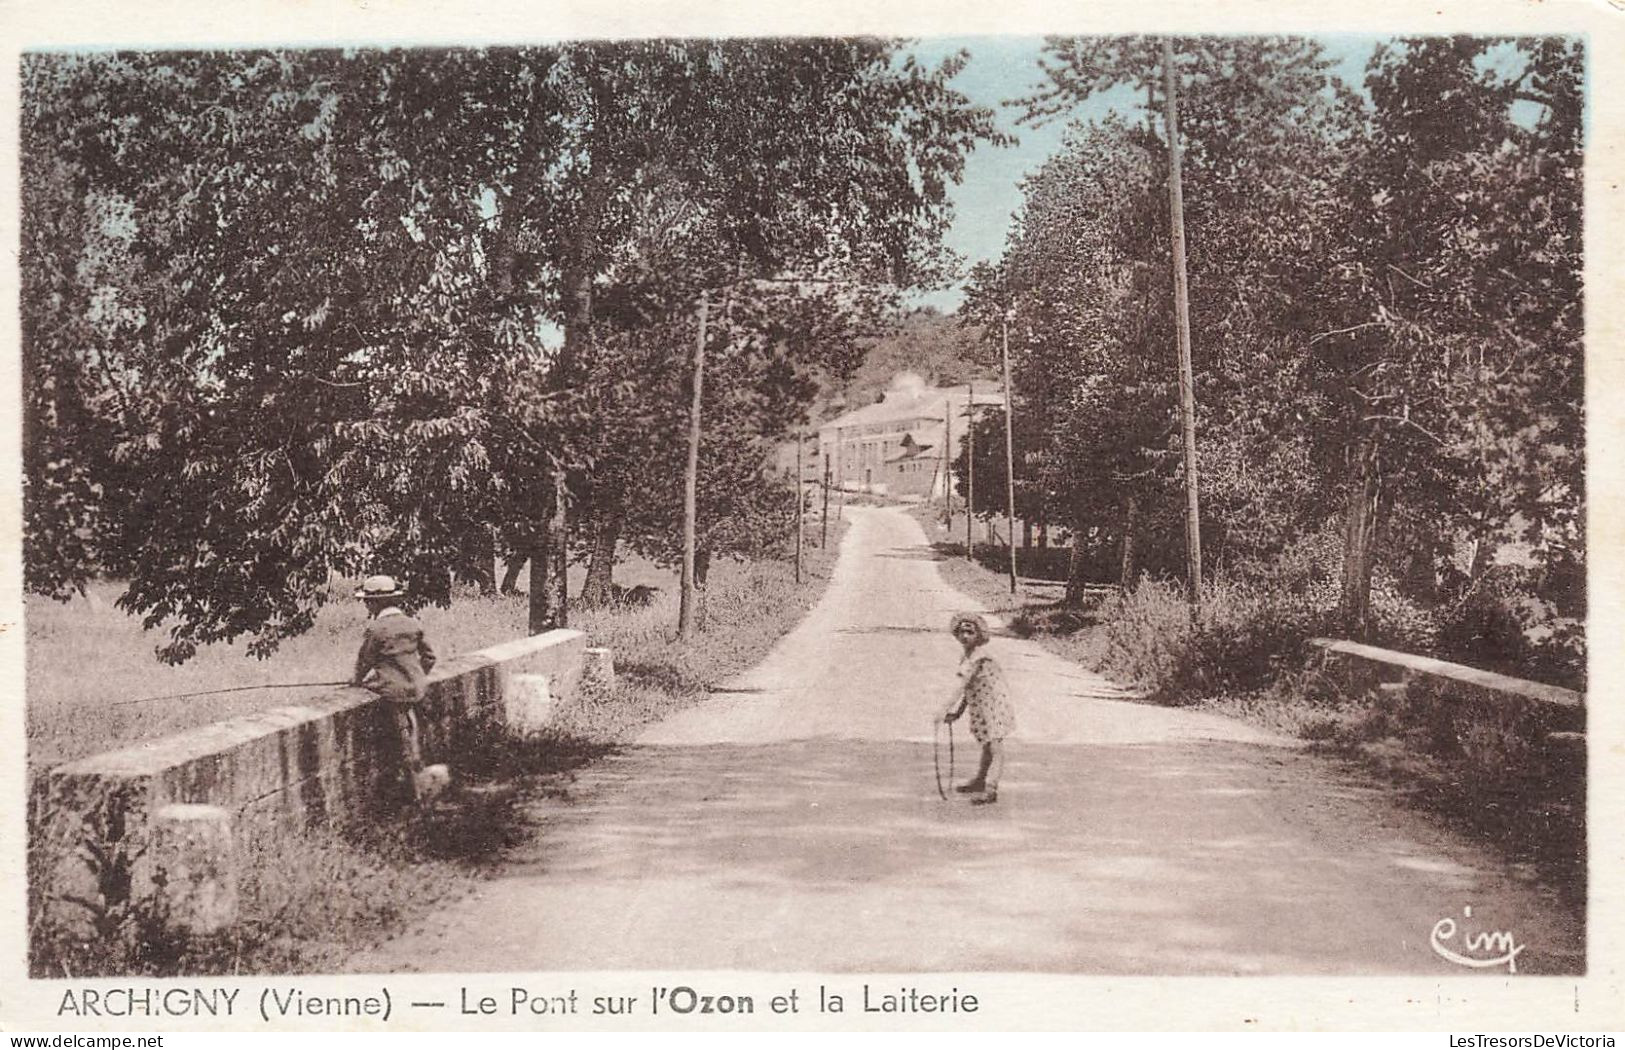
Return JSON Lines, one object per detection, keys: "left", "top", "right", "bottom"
{"left": 907, "top": 503, "right": 1112, "bottom": 672}
{"left": 533, "top": 521, "right": 850, "bottom": 747}
{"left": 26, "top": 559, "right": 674, "bottom": 771}
{"left": 28, "top": 527, "right": 849, "bottom": 977}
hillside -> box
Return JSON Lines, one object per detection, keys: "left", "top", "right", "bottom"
{"left": 815, "top": 307, "right": 1000, "bottom": 423}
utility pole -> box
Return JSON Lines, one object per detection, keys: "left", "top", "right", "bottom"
{"left": 821, "top": 449, "right": 831, "bottom": 549}
{"left": 942, "top": 398, "right": 952, "bottom": 527}
{"left": 836, "top": 426, "right": 847, "bottom": 519}
{"left": 1000, "top": 313, "right": 1018, "bottom": 595}
{"left": 794, "top": 429, "right": 804, "bottom": 583}
{"left": 1163, "top": 36, "right": 1203, "bottom": 612}
{"left": 966, "top": 383, "right": 975, "bottom": 561}
{"left": 679, "top": 292, "right": 708, "bottom": 640}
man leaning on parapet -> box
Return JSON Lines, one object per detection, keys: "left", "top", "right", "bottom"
{"left": 351, "top": 574, "right": 440, "bottom": 803}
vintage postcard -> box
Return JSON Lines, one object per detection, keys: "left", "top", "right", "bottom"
{"left": 1, "top": 0, "right": 1621, "bottom": 1034}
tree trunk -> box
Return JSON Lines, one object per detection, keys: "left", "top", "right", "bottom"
{"left": 1120, "top": 494, "right": 1139, "bottom": 589}
{"left": 579, "top": 512, "right": 621, "bottom": 607}
{"left": 527, "top": 479, "right": 570, "bottom": 634}
{"left": 533, "top": 477, "right": 570, "bottom": 629}
{"left": 1400, "top": 540, "right": 1439, "bottom": 602}
{"left": 463, "top": 526, "right": 497, "bottom": 595}
{"left": 695, "top": 546, "right": 712, "bottom": 630}
{"left": 679, "top": 294, "right": 708, "bottom": 640}
{"left": 501, "top": 546, "right": 527, "bottom": 595}
{"left": 1064, "top": 505, "right": 1091, "bottom": 606}
{"left": 1468, "top": 531, "right": 1496, "bottom": 582}
{"left": 528, "top": 165, "right": 605, "bottom": 632}
{"left": 526, "top": 529, "right": 552, "bottom": 635}
{"left": 546, "top": 473, "right": 569, "bottom": 627}
{"left": 1339, "top": 436, "right": 1382, "bottom": 638}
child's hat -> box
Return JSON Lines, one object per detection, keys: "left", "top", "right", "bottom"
{"left": 355, "top": 574, "right": 407, "bottom": 599}
{"left": 950, "top": 612, "right": 990, "bottom": 643}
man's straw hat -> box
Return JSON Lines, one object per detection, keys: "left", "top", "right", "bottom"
{"left": 355, "top": 574, "right": 407, "bottom": 599}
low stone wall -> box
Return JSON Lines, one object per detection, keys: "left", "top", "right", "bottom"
{"left": 30, "top": 629, "right": 595, "bottom": 933}
{"left": 1309, "top": 637, "right": 1585, "bottom": 781}
{"left": 1306, "top": 639, "right": 1586, "bottom": 889}
{"left": 1309, "top": 637, "right": 1584, "bottom": 728}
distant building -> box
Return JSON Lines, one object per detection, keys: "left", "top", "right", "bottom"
{"left": 817, "top": 383, "right": 1003, "bottom": 499}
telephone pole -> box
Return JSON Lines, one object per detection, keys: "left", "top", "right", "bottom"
{"left": 1163, "top": 36, "right": 1203, "bottom": 612}
{"left": 794, "top": 430, "right": 805, "bottom": 583}
{"left": 836, "top": 426, "right": 846, "bottom": 519}
{"left": 1000, "top": 313, "right": 1018, "bottom": 595}
{"left": 821, "top": 449, "right": 831, "bottom": 549}
{"left": 966, "top": 383, "right": 975, "bottom": 561}
{"left": 679, "top": 292, "right": 709, "bottom": 640}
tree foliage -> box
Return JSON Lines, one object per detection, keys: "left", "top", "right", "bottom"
{"left": 22, "top": 42, "right": 1002, "bottom": 659}
{"left": 983, "top": 34, "right": 1583, "bottom": 674}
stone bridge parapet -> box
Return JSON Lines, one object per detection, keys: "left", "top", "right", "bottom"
{"left": 30, "top": 629, "right": 603, "bottom": 935}
{"left": 1309, "top": 637, "right": 1583, "bottom": 726}
{"left": 1308, "top": 637, "right": 1585, "bottom": 783}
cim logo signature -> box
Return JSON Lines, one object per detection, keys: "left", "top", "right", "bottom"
{"left": 1430, "top": 905, "right": 1526, "bottom": 973}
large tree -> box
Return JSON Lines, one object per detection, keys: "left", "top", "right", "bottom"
{"left": 22, "top": 50, "right": 568, "bottom": 659}
{"left": 21, "top": 42, "right": 1003, "bottom": 659}
{"left": 989, "top": 33, "right": 1582, "bottom": 654}
{"left": 514, "top": 40, "right": 1004, "bottom": 623}
{"left": 989, "top": 38, "right": 1356, "bottom": 596}
{"left": 1308, "top": 37, "right": 1584, "bottom": 633}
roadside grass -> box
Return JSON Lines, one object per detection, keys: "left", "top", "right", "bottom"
{"left": 907, "top": 503, "right": 1112, "bottom": 671}
{"left": 27, "top": 527, "right": 848, "bottom": 977}
{"left": 30, "top": 811, "right": 475, "bottom": 979}
{"left": 532, "top": 523, "right": 850, "bottom": 749}
{"left": 25, "top": 558, "right": 672, "bottom": 772}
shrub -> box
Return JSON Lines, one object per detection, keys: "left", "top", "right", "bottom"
{"left": 1437, "top": 585, "right": 1527, "bottom": 668}
{"left": 1099, "top": 574, "right": 1330, "bottom": 700}
{"left": 1369, "top": 576, "right": 1442, "bottom": 653}
{"left": 1097, "top": 577, "right": 1193, "bottom": 691}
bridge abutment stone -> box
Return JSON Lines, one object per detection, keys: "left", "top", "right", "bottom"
{"left": 505, "top": 674, "right": 556, "bottom": 736}
{"left": 582, "top": 647, "right": 616, "bottom": 700}
{"left": 141, "top": 804, "right": 238, "bottom": 936}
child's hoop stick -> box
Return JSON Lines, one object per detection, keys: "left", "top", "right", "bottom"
{"left": 933, "top": 718, "right": 955, "bottom": 801}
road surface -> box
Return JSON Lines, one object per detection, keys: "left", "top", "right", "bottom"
{"left": 350, "top": 505, "right": 1582, "bottom": 975}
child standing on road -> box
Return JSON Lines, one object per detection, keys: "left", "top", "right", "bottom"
{"left": 941, "top": 612, "right": 1015, "bottom": 806}
{"left": 352, "top": 574, "right": 438, "bottom": 802}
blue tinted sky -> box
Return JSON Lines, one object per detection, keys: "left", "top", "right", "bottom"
{"left": 907, "top": 35, "right": 1384, "bottom": 313}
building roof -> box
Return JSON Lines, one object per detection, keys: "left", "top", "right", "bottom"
{"left": 819, "top": 384, "right": 1002, "bottom": 434}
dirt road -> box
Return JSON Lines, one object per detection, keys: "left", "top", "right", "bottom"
{"left": 350, "top": 505, "right": 1582, "bottom": 975}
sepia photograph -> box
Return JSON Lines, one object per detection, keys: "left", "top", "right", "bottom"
{"left": 3, "top": 1, "right": 1618, "bottom": 1032}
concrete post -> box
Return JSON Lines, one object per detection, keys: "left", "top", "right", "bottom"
{"left": 505, "top": 673, "right": 555, "bottom": 736}
{"left": 582, "top": 647, "right": 616, "bottom": 701}
{"left": 146, "top": 804, "right": 237, "bottom": 936}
